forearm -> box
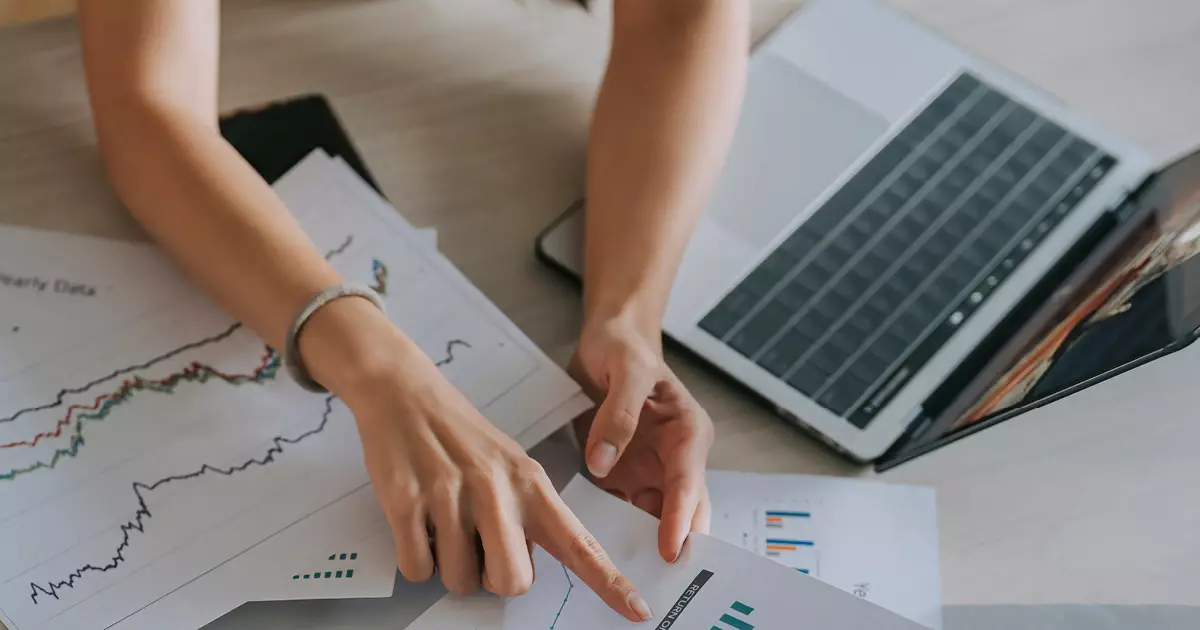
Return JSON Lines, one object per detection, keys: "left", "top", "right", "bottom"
{"left": 92, "top": 102, "right": 414, "bottom": 395}
{"left": 583, "top": 1, "right": 749, "bottom": 339}
{"left": 95, "top": 105, "right": 336, "bottom": 349}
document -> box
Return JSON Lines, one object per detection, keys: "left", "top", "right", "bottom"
{"left": 407, "top": 476, "right": 926, "bottom": 630}
{"left": 0, "top": 150, "right": 590, "bottom": 630}
{"left": 503, "top": 477, "right": 927, "bottom": 630}
{"left": 707, "top": 470, "right": 942, "bottom": 629}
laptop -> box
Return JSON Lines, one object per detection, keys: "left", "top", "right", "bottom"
{"left": 536, "top": 0, "right": 1200, "bottom": 468}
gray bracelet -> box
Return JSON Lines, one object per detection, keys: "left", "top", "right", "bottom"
{"left": 283, "top": 283, "right": 387, "bottom": 393}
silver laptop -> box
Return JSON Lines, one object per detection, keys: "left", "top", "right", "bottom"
{"left": 537, "top": 0, "right": 1164, "bottom": 462}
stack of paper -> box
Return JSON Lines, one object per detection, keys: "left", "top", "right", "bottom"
{"left": 406, "top": 477, "right": 932, "bottom": 630}
{"left": 707, "top": 471, "right": 942, "bottom": 629}
{"left": 0, "top": 150, "right": 590, "bottom": 630}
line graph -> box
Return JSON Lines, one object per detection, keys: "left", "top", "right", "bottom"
{"left": 0, "top": 322, "right": 245, "bottom": 428}
{"left": 549, "top": 563, "right": 575, "bottom": 630}
{"left": 27, "top": 394, "right": 335, "bottom": 604}
{"left": 0, "top": 238, "right": 387, "bottom": 485}
{"left": 0, "top": 347, "right": 279, "bottom": 481}
{"left": 0, "top": 159, "right": 591, "bottom": 630}
{"left": 0, "top": 235, "right": 464, "bottom": 605}
{"left": 0, "top": 236, "right": 350, "bottom": 426}
{"left": 27, "top": 334, "right": 471, "bottom": 604}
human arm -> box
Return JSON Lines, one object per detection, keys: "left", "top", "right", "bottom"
{"left": 78, "top": 1, "right": 651, "bottom": 619}
{"left": 573, "top": 0, "right": 750, "bottom": 560}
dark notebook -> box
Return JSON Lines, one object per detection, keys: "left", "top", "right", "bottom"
{"left": 219, "top": 94, "right": 380, "bottom": 194}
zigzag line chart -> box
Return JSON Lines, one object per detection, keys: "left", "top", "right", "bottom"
{"left": 0, "top": 235, "right": 352, "bottom": 433}
{"left": 0, "top": 237, "right": 374, "bottom": 485}
{"left": 27, "top": 338, "right": 470, "bottom": 604}
{"left": 549, "top": 563, "right": 575, "bottom": 630}
{"left": 0, "top": 344, "right": 277, "bottom": 482}
{"left": 0, "top": 234, "right": 469, "bottom": 607}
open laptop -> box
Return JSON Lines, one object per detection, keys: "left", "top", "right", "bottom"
{"left": 537, "top": 0, "right": 1200, "bottom": 467}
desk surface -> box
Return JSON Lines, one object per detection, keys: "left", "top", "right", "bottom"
{"left": 2, "top": 0, "right": 1199, "bottom": 611}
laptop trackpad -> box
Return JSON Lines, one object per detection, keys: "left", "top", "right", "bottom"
{"left": 707, "top": 54, "right": 890, "bottom": 249}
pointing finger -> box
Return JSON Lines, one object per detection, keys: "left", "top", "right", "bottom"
{"left": 530, "top": 482, "right": 652, "bottom": 622}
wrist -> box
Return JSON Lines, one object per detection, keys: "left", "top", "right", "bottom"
{"left": 296, "top": 296, "right": 429, "bottom": 402}
{"left": 581, "top": 297, "right": 664, "bottom": 358}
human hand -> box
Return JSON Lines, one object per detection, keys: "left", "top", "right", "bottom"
{"left": 300, "top": 300, "right": 653, "bottom": 621}
{"left": 570, "top": 315, "right": 715, "bottom": 563}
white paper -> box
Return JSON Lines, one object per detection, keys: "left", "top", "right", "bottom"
{"left": 110, "top": 157, "right": 589, "bottom": 630}
{"left": 0, "top": 222, "right": 439, "bottom": 615}
{"left": 0, "top": 149, "right": 589, "bottom": 630}
{"left": 0, "top": 229, "right": 194, "bottom": 383}
{"left": 200, "top": 428, "right": 585, "bottom": 630}
{"left": 500, "top": 477, "right": 926, "bottom": 630}
{"left": 407, "top": 595, "right": 504, "bottom": 630}
{"left": 707, "top": 470, "right": 942, "bottom": 629}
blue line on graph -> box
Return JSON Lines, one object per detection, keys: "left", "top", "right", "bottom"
{"left": 765, "top": 539, "right": 814, "bottom": 546}
{"left": 765, "top": 511, "right": 810, "bottom": 518}
{"left": 549, "top": 563, "right": 574, "bottom": 629}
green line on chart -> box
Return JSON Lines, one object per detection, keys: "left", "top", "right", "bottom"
{"left": 549, "top": 563, "right": 574, "bottom": 629}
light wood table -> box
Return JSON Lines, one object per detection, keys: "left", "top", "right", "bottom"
{"left": 1, "top": 0, "right": 1198, "bottom": 617}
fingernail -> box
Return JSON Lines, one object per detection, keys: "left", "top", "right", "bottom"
{"left": 589, "top": 442, "right": 618, "bottom": 477}
{"left": 628, "top": 593, "right": 653, "bottom": 621}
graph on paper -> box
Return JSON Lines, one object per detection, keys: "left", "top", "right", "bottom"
{"left": 759, "top": 509, "right": 819, "bottom": 576}
{"left": 0, "top": 150, "right": 589, "bottom": 630}
{"left": 706, "top": 471, "right": 943, "bottom": 630}
{"left": 717, "top": 503, "right": 822, "bottom": 577}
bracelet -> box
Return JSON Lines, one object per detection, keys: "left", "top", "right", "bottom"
{"left": 283, "top": 282, "right": 387, "bottom": 393}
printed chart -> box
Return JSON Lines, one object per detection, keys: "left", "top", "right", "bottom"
{"left": 759, "top": 509, "right": 819, "bottom": 576}
{"left": 0, "top": 151, "right": 589, "bottom": 630}
{"left": 707, "top": 471, "right": 943, "bottom": 629}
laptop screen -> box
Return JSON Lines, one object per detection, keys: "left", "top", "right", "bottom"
{"left": 890, "top": 148, "right": 1200, "bottom": 463}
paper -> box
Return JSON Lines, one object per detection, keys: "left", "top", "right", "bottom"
{"left": 499, "top": 477, "right": 926, "bottom": 630}
{"left": 0, "top": 150, "right": 590, "bottom": 630}
{"left": 0, "top": 226, "right": 407, "bottom": 613}
{"left": 408, "top": 595, "right": 504, "bottom": 630}
{"left": 108, "top": 156, "right": 588, "bottom": 630}
{"left": 200, "top": 428, "right": 585, "bottom": 630}
{"left": 0, "top": 228, "right": 193, "bottom": 381}
{"left": 707, "top": 470, "right": 942, "bottom": 629}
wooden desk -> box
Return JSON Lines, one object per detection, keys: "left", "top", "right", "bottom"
{"left": 1, "top": 0, "right": 1198, "bottom": 615}
{"left": 0, "top": 0, "right": 73, "bottom": 28}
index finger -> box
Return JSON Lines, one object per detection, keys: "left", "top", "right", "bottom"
{"left": 529, "top": 486, "right": 653, "bottom": 623}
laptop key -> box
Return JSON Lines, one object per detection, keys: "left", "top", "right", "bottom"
{"left": 758, "top": 328, "right": 813, "bottom": 376}
{"left": 729, "top": 301, "right": 794, "bottom": 357}
{"left": 700, "top": 292, "right": 756, "bottom": 339}
{"left": 787, "top": 362, "right": 830, "bottom": 396}
{"left": 817, "top": 376, "right": 870, "bottom": 416}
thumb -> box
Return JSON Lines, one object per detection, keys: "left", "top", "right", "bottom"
{"left": 586, "top": 360, "right": 656, "bottom": 478}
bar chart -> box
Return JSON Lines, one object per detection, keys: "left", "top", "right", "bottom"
{"left": 763, "top": 538, "right": 818, "bottom": 575}
{"left": 757, "top": 507, "right": 819, "bottom": 576}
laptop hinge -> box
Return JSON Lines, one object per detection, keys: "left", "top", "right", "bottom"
{"left": 1112, "top": 171, "right": 1160, "bottom": 222}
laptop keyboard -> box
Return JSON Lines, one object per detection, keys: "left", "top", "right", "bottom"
{"left": 699, "top": 72, "right": 1117, "bottom": 428}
